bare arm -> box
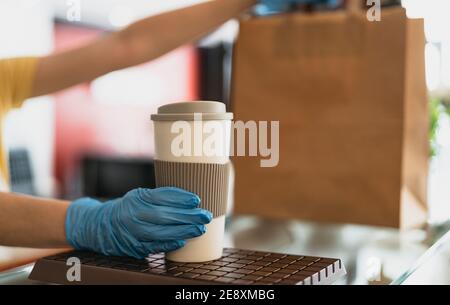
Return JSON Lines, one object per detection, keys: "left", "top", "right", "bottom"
{"left": 0, "top": 192, "right": 70, "bottom": 248}
{"left": 32, "top": 0, "right": 256, "bottom": 97}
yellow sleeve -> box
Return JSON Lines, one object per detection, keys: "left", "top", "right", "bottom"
{"left": 0, "top": 57, "right": 39, "bottom": 111}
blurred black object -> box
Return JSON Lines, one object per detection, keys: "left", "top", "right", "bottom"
{"left": 199, "top": 44, "right": 225, "bottom": 103}
{"left": 198, "top": 43, "right": 233, "bottom": 111}
{"left": 81, "top": 155, "right": 156, "bottom": 200}
{"left": 9, "top": 148, "right": 36, "bottom": 195}
{"left": 380, "top": 0, "right": 402, "bottom": 7}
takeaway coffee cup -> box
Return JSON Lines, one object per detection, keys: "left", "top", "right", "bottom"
{"left": 151, "top": 101, "right": 233, "bottom": 262}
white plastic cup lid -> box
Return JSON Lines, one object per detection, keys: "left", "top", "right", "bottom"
{"left": 151, "top": 101, "right": 233, "bottom": 121}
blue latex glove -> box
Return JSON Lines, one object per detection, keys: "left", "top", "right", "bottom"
{"left": 256, "top": 0, "right": 341, "bottom": 15}
{"left": 65, "top": 187, "right": 213, "bottom": 259}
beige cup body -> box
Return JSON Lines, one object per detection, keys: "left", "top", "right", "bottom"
{"left": 165, "top": 216, "right": 226, "bottom": 262}
{"left": 154, "top": 120, "right": 231, "bottom": 164}
{"left": 153, "top": 115, "right": 232, "bottom": 262}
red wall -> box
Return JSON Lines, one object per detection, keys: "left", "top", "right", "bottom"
{"left": 53, "top": 24, "right": 199, "bottom": 195}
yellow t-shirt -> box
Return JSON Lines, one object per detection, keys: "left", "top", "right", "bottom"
{"left": 0, "top": 57, "right": 38, "bottom": 188}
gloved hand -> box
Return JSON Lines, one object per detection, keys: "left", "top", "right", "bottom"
{"left": 65, "top": 187, "right": 212, "bottom": 259}
{"left": 256, "top": 0, "right": 341, "bottom": 15}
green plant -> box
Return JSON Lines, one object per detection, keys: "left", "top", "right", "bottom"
{"left": 442, "top": 97, "right": 450, "bottom": 117}
{"left": 429, "top": 98, "right": 445, "bottom": 157}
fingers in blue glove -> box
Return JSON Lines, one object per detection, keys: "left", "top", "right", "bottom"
{"left": 133, "top": 222, "right": 207, "bottom": 241}
{"left": 133, "top": 187, "right": 213, "bottom": 225}
{"left": 137, "top": 187, "right": 201, "bottom": 209}
{"left": 136, "top": 205, "right": 213, "bottom": 225}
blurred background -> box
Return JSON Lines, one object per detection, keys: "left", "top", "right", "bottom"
{"left": 1, "top": 0, "right": 237, "bottom": 200}
{"left": 1, "top": 0, "right": 450, "bottom": 225}
{"left": 2, "top": 0, "right": 450, "bottom": 285}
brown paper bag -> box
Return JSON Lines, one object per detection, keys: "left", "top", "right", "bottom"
{"left": 231, "top": 6, "right": 429, "bottom": 228}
